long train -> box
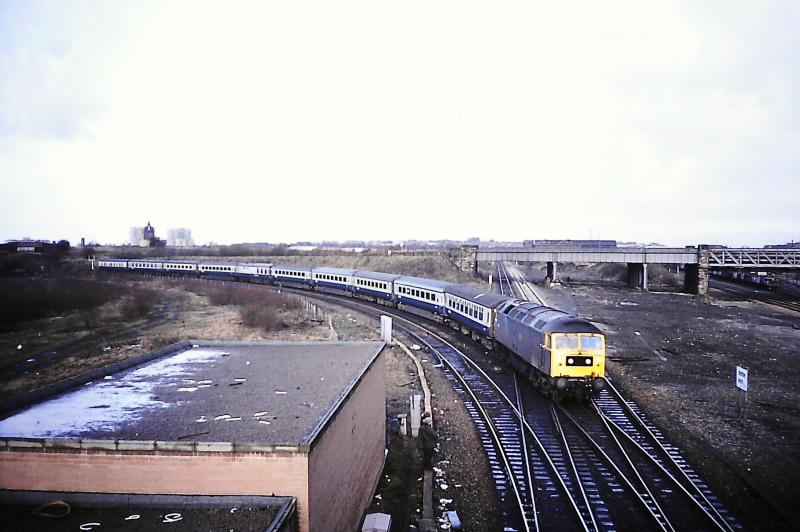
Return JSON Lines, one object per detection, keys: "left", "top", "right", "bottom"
{"left": 98, "top": 258, "right": 606, "bottom": 395}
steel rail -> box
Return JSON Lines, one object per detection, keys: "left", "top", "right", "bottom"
{"left": 710, "top": 280, "right": 800, "bottom": 313}
{"left": 549, "top": 403, "right": 599, "bottom": 532}
{"left": 556, "top": 405, "right": 674, "bottom": 532}
{"left": 451, "top": 351, "right": 590, "bottom": 531}
{"left": 598, "top": 380, "right": 735, "bottom": 532}
{"left": 396, "top": 322, "right": 534, "bottom": 531}
{"left": 514, "top": 374, "right": 539, "bottom": 532}
{"left": 497, "top": 261, "right": 517, "bottom": 298}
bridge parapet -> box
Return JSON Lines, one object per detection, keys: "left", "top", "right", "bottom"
{"left": 476, "top": 247, "right": 699, "bottom": 265}
{"left": 706, "top": 248, "right": 800, "bottom": 268}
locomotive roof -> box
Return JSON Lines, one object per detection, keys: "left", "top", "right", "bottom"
{"left": 395, "top": 276, "right": 453, "bottom": 291}
{"left": 445, "top": 284, "right": 512, "bottom": 309}
{"left": 313, "top": 267, "right": 357, "bottom": 275}
{"left": 353, "top": 271, "right": 402, "bottom": 282}
{"left": 509, "top": 302, "right": 601, "bottom": 334}
{"left": 542, "top": 317, "right": 602, "bottom": 334}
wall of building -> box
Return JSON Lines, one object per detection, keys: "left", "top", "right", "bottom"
{"left": 0, "top": 449, "right": 311, "bottom": 531}
{"left": 307, "top": 350, "right": 386, "bottom": 532}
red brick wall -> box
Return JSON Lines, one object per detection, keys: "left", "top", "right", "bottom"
{"left": 308, "top": 351, "right": 386, "bottom": 532}
{"left": 0, "top": 450, "right": 311, "bottom": 531}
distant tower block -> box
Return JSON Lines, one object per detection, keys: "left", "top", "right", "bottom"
{"left": 143, "top": 221, "right": 155, "bottom": 242}
{"left": 167, "top": 228, "right": 194, "bottom": 248}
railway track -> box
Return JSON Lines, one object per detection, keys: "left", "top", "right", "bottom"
{"left": 498, "top": 262, "right": 547, "bottom": 304}
{"left": 710, "top": 279, "right": 800, "bottom": 313}
{"left": 81, "top": 273, "right": 740, "bottom": 530}
{"left": 292, "top": 288, "right": 739, "bottom": 531}
{"left": 497, "top": 261, "right": 517, "bottom": 298}
{"left": 404, "top": 312, "right": 740, "bottom": 531}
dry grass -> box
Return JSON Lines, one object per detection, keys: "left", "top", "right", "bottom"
{"left": 177, "top": 280, "right": 303, "bottom": 333}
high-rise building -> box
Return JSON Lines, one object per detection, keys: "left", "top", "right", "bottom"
{"left": 167, "top": 228, "right": 194, "bottom": 248}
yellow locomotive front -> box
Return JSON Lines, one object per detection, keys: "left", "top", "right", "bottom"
{"left": 546, "top": 332, "right": 606, "bottom": 393}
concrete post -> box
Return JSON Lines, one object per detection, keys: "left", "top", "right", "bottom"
{"left": 380, "top": 316, "right": 392, "bottom": 343}
{"left": 410, "top": 394, "right": 422, "bottom": 437}
{"left": 642, "top": 263, "right": 648, "bottom": 291}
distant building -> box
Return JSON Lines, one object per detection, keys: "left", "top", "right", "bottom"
{"left": 129, "top": 221, "right": 165, "bottom": 247}
{"left": 765, "top": 242, "right": 800, "bottom": 249}
{"left": 167, "top": 228, "right": 194, "bottom": 248}
{"left": 523, "top": 239, "right": 618, "bottom": 249}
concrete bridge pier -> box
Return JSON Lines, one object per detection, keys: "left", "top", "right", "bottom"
{"left": 546, "top": 261, "right": 558, "bottom": 284}
{"left": 626, "top": 263, "right": 648, "bottom": 290}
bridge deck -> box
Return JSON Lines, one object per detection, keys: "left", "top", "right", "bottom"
{"left": 475, "top": 247, "right": 800, "bottom": 268}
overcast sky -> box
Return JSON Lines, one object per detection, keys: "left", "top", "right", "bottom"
{"left": 1, "top": 1, "right": 798, "bottom": 247}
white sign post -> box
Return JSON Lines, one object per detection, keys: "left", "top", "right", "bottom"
{"left": 380, "top": 315, "right": 393, "bottom": 343}
{"left": 735, "top": 366, "right": 749, "bottom": 420}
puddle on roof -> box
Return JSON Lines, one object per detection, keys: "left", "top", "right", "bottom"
{"left": 0, "top": 348, "right": 224, "bottom": 439}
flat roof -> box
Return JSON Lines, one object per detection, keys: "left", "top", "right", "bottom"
{"left": 0, "top": 341, "right": 384, "bottom": 449}
{"left": 0, "top": 491, "right": 294, "bottom": 532}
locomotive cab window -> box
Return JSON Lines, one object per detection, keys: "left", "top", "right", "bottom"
{"left": 580, "top": 335, "right": 604, "bottom": 351}
{"left": 553, "top": 335, "right": 579, "bottom": 350}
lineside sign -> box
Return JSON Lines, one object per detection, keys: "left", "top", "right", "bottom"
{"left": 735, "top": 366, "right": 748, "bottom": 392}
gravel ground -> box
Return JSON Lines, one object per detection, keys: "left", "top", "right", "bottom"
{"left": 368, "top": 340, "right": 500, "bottom": 532}
{"left": 523, "top": 265, "right": 800, "bottom": 532}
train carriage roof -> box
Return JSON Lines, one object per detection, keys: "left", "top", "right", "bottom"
{"left": 271, "top": 264, "right": 312, "bottom": 272}
{"left": 445, "top": 284, "right": 512, "bottom": 309}
{"left": 313, "top": 267, "right": 357, "bottom": 276}
{"left": 395, "top": 276, "right": 452, "bottom": 291}
{"left": 197, "top": 261, "right": 237, "bottom": 267}
{"left": 353, "top": 271, "right": 402, "bottom": 282}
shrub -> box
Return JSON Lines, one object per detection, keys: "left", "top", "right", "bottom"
{"left": 120, "top": 286, "right": 161, "bottom": 319}
{"left": 0, "top": 277, "right": 127, "bottom": 331}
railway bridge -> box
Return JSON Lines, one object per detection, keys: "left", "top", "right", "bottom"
{"left": 451, "top": 245, "right": 800, "bottom": 295}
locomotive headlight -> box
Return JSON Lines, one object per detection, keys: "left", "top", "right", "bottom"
{"left": 567, "top": 358, "right": 574, "bottom": 365}
{"left": 585, "top": 359, "right": 592, "bottom": 365}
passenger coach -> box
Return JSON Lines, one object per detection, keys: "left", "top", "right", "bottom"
{"left": 236, "top": 263, "right": 272, "bottom": 283}
{"left": 198, "top": 262, "right": 237, "bottom": 279}
{"left": 272, "top": 264, "right": 312, "bottom": 287}
{"left": 312, "top": 267, "right": 355, "bottom": 295}
{"left": 395, "top": 276, "right": 451, "bottom": 317}
{"left": 353, "top": 271, "right": 399, "bottom": 304}
{"left": 444, "top": 284, "right": 511, "bottom": 338}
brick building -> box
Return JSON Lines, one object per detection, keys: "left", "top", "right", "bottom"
{"left": 0, "top": 341, "right": 387, "bottom": 532}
